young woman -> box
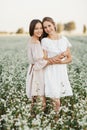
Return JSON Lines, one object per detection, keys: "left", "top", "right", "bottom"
{"left": 41, "top": 17, "right": 73, "bottom": 112}
{"left": 26, "top": 19, "right": 49, "bottom": 110}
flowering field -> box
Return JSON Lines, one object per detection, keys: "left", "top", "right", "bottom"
{"left": 0, "top": 35, "right": 87, "bottom": 130}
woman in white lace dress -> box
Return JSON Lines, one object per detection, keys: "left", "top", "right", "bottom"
{"left": 41, "top": 17, "right": 73, "bottom": 112}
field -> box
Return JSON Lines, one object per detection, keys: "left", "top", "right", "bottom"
{"left": 0, "top": 35, "right": 87, "bottom": 130}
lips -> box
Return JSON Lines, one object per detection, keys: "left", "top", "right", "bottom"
{"left": 37, "top": 32, "right": 42, "bottom": 35}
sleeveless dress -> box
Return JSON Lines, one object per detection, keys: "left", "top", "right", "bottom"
{"left": 41, "top": 36, "right": 73, "bottom": 98}
{"left": 26, "top": 39, "right": 47, "bottom": 98}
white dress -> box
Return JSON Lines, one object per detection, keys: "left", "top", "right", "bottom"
{"left": 41, "top": 36, "right": 73, "bottom": 98}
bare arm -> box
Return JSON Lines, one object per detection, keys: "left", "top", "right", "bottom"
{"left": 51, "top": 48, "right": 72, "bottom": 64}
{"left": 61, "top": 48, "right": 72, "bottom": 64}
{"left": 44, "top": 48, "right": 72, "bottom": 65}
{"left": 43, "top": 49, "right": 51, "bottom": 65}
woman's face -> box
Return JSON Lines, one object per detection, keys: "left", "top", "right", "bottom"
{"left": 33, "top": 22, "right": 43, "bottom": 38}
{"left": 43, "top": 21, "right": 55, "bottom": 35}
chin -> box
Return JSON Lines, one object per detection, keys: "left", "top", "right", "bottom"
{"left": 37, "top": 34, "right": 42, "bottom": 37}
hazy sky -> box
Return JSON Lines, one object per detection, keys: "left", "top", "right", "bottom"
{"left": 0, "top": 0, "right": 87, "bottom": 32}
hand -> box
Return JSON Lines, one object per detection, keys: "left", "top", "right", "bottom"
{"left": 59, "top": 54, "right": 65, "bottom": 59}
{"left": 45, "top": 58, "right": 53, "bottom": 65}
{"left": 53, "top": 59, "right": 62, "bottom": 64}
{"left": 61, "top": 49, "right": 69, "bottom": 57}
{"left": 46, "top": 60, "right": 52, "bottom": 65}
{"left": 48, "top": 58, "right": 62, "bottom": 65}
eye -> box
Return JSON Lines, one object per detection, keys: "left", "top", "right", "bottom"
{"left": 44, "top": 26, "right": 47, "bottom": 29}
{"left": 48, "top": 25, "right": 51, "bottom": 27}
{"left": 35, "top": 27, "right": 38, "bottom": 30}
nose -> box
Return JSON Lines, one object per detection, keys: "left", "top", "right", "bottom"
{"left": 38, "top": 29, "right": 43, "bottom": 34}
{"left": 46, "top": 27, "right": 50, "bottom": 32}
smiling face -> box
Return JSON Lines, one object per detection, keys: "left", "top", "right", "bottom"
{"left": 33, "top": 22, "right": 43, "bottom": 38}
{"left": 43, "top": 21, "right": 56, "bottom": 35}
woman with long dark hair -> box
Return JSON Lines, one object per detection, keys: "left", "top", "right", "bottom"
{"left": 26, "top": 19, "right": 49, "bottom": 111}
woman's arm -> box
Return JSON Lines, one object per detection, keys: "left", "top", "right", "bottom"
{"left": 27, "top": 44, "right": 34, "bottom": 64}
{"left": 43, "top": 49, "right": 48, "bottom": 59}
{"left": 43, "top": 49, "right": 51, "bottom": 65}
{"left": 61, "top": 48, "right": 72, "bottom": 64}
{"left": 51, "top": 48, "right": 72, "bottom": 64}
{"left": 44, "top": 48, "right": 72, "bottom": 65}
{"left": 44, "top": 49, "right": 70, "bottom": 65}
{"left": 28, "top": 44, "right": 49, "bottom": 70}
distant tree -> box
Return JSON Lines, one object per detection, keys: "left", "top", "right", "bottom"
{"left": 64, "top": 21, "right": 76, "bottom": 31}
{"left": 16, "top": 27, "right": 24, "bottom": 34}
{"left": 83, "top": 25, "right": 86, "bottom": 33}
{"left": 56, "top": 23, "right": 64, "bottom": 33}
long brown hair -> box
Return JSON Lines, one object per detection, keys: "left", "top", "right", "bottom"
{"left": 42, "top": 17, "right": 56, "bottom": 38}
{"left": 29, "top": 19, "right": 43, "bottom": 41}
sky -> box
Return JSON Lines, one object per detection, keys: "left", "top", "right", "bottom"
{"left": 0, "top": 0, "right": 87, "bottom": 32}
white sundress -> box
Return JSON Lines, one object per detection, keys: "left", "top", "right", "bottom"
{"left": 41, "top": 36, "right": 73, "bottom": 98}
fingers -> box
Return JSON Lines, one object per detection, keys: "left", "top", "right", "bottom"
{"left": 48, "top": 58, "right": 61, "bottom": 64}
{"left": 59, "top": 55, "right": 65, "bottom": 59}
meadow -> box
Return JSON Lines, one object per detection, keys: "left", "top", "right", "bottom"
{"left": 0, "top": 35, "right": 87, "bottom": 130}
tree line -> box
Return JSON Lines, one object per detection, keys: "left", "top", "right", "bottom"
{"left": 16, "top": 21, "right": 87, "bottom": 34}
{"left": 0, "top": 21, "right": 86, "bottom": 35}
